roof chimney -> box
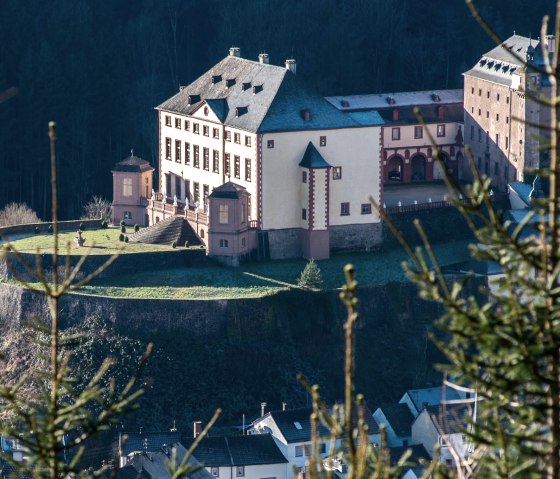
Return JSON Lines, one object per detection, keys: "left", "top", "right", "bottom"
{"left": 258, "top": 53, "right": 269, "bottom": 64}
{"left": 438, "top": 106, "right": 445, "bottom": 120}
{"left": 229, "top": 47, "right": 241, "bottom": 57}
{"left": 392, "top": 109, "right": 398, "bottom": 121}
{"left": 546, "top": 35, "right": 556, "bottom": 54}
{"left": 282, "top": 402, "right": 287, "bottom": 411}
{"left": 193, "top": 421, "right": 202, "bottom": 438}
{"left": 285, "top": 59, "right": 297, "bottom": 74}
{"left": 261, "top": 402, "right": 267, "bottom": 417}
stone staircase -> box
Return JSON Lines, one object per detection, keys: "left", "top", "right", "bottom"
{"left": 130, "top": 216, "right": 202, "bottom": 246}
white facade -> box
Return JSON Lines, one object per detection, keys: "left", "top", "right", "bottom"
{"left": 204, "top": 462, "right": 288, "bottom": 479}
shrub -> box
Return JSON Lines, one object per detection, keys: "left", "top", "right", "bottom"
{"left": 297, "top": 258, "right": 323, "bottom": 289}
{"left": 134, "top": 224, "right": 140, "bottom": 233}
{"left": 121, "top": 225, "right": 126, "bottom": 233}
{"left": 124, "top": 236, "right": 129, "bottom": 243}
{"left": 119, "top": 233, "right": 124, "bottom": 242}
{"left": 81, "top": 195, "right": 112, "bottom": 222}
{"left": 34, "top": 226, "right": 40, "bottom": 234}
{"left": 48, "top": 224, "right": 53, "bottom": 233}
{"left": 0, "top": 202, "right": 40, "bottom": 226}
{"left": 184, "top": 241, "right": 190, "bottom": 248}
{"left": 79, "top": 222, "right": 85, "bottom": 231}
{"left": 120, "top": 220, "right": 125, "bottom": 227}
{"left": 100, "top": 220, "right": 108, "bottom": 229}
{"left": 171, "top": 241, "right": 177, "bottom": 249}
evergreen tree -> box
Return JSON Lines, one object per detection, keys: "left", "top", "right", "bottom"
{"left": 297, "top": 258, "right": 323, "bottom": 290}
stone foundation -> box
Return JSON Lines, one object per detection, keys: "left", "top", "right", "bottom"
{"left": 266, "top": 228, "right": 302, "bottom": 259}
{"left": 329, "top": 222, "right": 383, "bottom": 252}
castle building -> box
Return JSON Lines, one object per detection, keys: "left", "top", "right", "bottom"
{"left": 326, "top": 90, "right": 465, "bottom": 185}
{"left": 149, "top": 48, "right": 383, "bottom": 260}
{"left": 463, "top": 34, "right": 554, "bottom": 190}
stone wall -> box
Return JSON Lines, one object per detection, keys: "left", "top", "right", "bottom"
{"left": 0, "top": 219, "right": 102, "bottom": 238}
{"left": 329, "top": 222, "right": 383, "bottom": 252}
{"left": 266, "top": 228, "right": 302, "bottom": 259}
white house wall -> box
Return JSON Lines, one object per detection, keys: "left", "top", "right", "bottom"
{"left": 204, "top": 463, "right": 288, "bottom": 479}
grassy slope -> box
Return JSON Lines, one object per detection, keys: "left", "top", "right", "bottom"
{"left": 81, "top": 240, "right": 473, "bottom": 299}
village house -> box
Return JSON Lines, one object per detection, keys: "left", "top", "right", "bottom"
{"left": 325, "top": 90, "right": 465, "bottom": 185}
{"left": 148, "top": 47, "right": 384, "bottom": 260}
{"left": 372, "top": 403, "right": 415, "bottom": 448}
{"left": 463, "top": 34, "right": 554, "bottom": 191}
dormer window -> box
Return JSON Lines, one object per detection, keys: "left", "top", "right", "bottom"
{"left": 242, "top": 82, "right": 251, "bottom": 91}
{"left": 212, "top": 74, "right": 222, "bottom": 84}
{"left": 294, "top": 421, "right": 303, "bottom": 430}
{"left": 236, "top": 106, "right": 248, "bottom": 117}
{"left": 226, "top": 79, "right": 236, "bottom": 88}
{"left": 253, "top": 84, "right": 263, "bottom": 94}
{"left": 188, "top": 94, "right": 201, "bottom": 105}
{"left": 431, "top": 94, "right": 441, "bottom": 102}
{"left": 340, "top": 100, "right": 350, "bottom": 107}
{"left": 386, "top": 97, "right": 396, "bottom": 105}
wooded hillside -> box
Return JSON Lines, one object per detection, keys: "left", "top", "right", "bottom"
{"left": 0, "top": 0, "right": 551, "bottom": 218}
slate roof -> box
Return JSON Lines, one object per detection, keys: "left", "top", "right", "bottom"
{"left": 208, "top": 182, "right": 248, "bottom": 199}
{"left": 120, "top": 431, "right": 181, "bottom": 456}
{"left": 401, "top": 386, "right": 462, "bottom": 414}
{"left": 138, "top": 444, "right": 214, "bottom": 479}
{"left": 375, "top": 403, "right": 414, "bottom": 438}
{"left": 116, "top": 464, "right": 152, "bottom": 479}
{"left": 377, "top": 104, "right": 464, "bottom": 125}
{"left": 112, "top": 155, "right": 154, "bottom": 173}
{"left": 157, "top": 55, "right": 364, "bottom": 133}
{"left": 299, "top": 142, "right": 331, "bottom": 169}
{"left": 130, "top": 216, "right": 202, "bottom": 246}
{"left": 425, "top": 404, "right": 472, "bottom": 435}
{"left": 387, "top": 444, "right": 431, "bottom": 467}
{"left": 325, "top": 89, "right": 463, "bottom": 111}
{"left": 182, "top": 434, "right": 288, "bottom": 467}
{"left": 463, "top": 35, "right": 550, "bottom": 87}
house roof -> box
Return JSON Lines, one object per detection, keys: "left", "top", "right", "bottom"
{"left": 120, "top": 431, "right": 181, "bottom": 456}
{"left": 325, "top": 89, "right": 463, "bottom": 111}
{"left": 157, "top": 54, "right": 364, "bottom": 133}
{"left": 376, "top": 104, "right": 464, "bottom": 125}
{"left": 208, "top": 182, "right": 248, "bottom": 199}
{"left": 425, "top": 404, "right": 472, "bottom": 435}
{"left": 400, "top": 386, "right": 462, "bottom": 414}
{"left": 112, "top": 154, "right": 154, "bottom": 173}
{"left": 138, "top": 444, "right": 214, "bottom": 479}
{"left": 375, "top": 403, "right": 415, "bottom": 438}
{"left": 299, "top": 142, "right": 331, "bottom": 169}
{"left": 255, "top": 406, "right": 379, "bottom": 444}
{"left": 116, "top": 465, "right": 152, "bottom": 479}
{"left": 387, "top": 444, "right": 431, "bottom": 467}
{"left": 182, "top": 434, "right": 288, "bottom": 467}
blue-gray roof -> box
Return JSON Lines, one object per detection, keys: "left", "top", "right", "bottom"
{"left": 344, "top": 111, "right": 384, "bottom": 126}
{"left": 157, "top": 55, "right": 367, "bottom": 133}
{"left": 299, "top": 142, "right": 331, "bottom": 169}
{"left": 120, "top": 431, "right": 181, "bottom": 456}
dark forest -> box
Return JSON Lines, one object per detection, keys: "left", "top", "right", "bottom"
{"left": 0, "top": 0, "right": 552, "bottom": 219}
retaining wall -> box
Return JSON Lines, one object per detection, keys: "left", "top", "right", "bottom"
{"left": 0, "top": 219, "right": 103, "bottom": 238}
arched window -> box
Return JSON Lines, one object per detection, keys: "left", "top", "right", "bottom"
{"left": 123, "top": 178, "right": 132, "bottom": 197}
{"left": 387, "top": 155, "right": 404, "bottom": 182}
{"left": 411, "top": 155, "right": 426, "bottom": 181}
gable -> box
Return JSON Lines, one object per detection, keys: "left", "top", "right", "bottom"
{"left": 190, "top": 101, "right": 225, "bottom": 124}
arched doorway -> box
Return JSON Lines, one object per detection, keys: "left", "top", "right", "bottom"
{"left": 411, "top": 154, "right": 426, "bottom": 181}
{"left": 387, "top": 155, "right": 404, "bottom": 182}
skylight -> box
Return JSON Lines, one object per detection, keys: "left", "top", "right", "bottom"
{"left": 294, "top": 421, "right": 303, "bottom": 430}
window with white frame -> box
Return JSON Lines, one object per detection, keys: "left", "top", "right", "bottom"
{"left": 123, "top": 178, "right": 132, "bottom": 197}
{"left": 219, "top": 204, "right": 229, "bottom": 224}
{"left": 219, "top": 239, "right": 229, "bottom": 248}
{"left": 333, "top": 167, "right": 342, "bottom": 180}
{"left": 437, "top": 124, "right": 446, "bottom": 137}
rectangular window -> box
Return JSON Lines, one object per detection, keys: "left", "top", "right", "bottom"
{"left": 219, "top": 204, "right": 229, "bottom": 224}
{"left": 166, "top": 174, "right": 171, "bottom": 196}
{"left": 185, "top": 142, "right": 190, "bottom": 164}
{"left": 211, "top": 467, "right": 219, "bottom": 477}
{"left": 471, "top": 87, "right": 474, "bottom": 94}
{"left": 213, "top": 128, "right": 219, "bottom": 139}
{"left": 213, "top": 150, "right": 220, "bottom": 173}
{"left": 165, "top": 115, "right": 171, "bottom": 126}
{"left": 175, "top": 118, "right": 181, "bottom": 129}
{"left": 193, "top": 123, "right": 199, "bottom": 134}
{"left": 320, "top": 136, "right": 327, "bottom": 146}
{"left": 203, "top": 184, "right": 209, "bottom": 203}
{"left": 175, "top": 140, "right": 181, "bottom": 162}
{"left": 361, "top": 203, "right": 372, "bottom": 214}
{"left": 333, "top": 167, "right": 342, "bottom": 180}
{"left": 506, "top": 97, "right": 510, "bottom": 104}
{"left": 487, "top": 91, "right": 490, "bottom": 99}
{"left": 497, "top": 93, "right": 500, "bottom": 101}
{"left": 184, "top": 120, "right": 190, "bottom": 131}
{"left": 234, "top": 133, "right": 241, "bottom": 144}
{"left": 302, "top": 171, "right": 307, "bottom": 183}
{"left": 245, "top": 136, "right": 251, "bottom": 147}
{"left": 437, "top": 124, "right": 445, "bottom": 137}
{"left": 486, "top": 111, "right": 489, "bottom": 118}
{"left": 203, "top": 125, "right": 209, "bottom": 136}
{"left": 194, "top": 145, "right": 200, "bottom": 168}
{"left": 478, "top": 128, "right": 482, "bottom": 142}
{"left": 203, "top": 147, "right": 209, "bottom": 170}
{"left": 184, "top": 180, "right": 190, "bottom": 201}
{"left": 225, "top": 130, "right": 231, "bottom": 142}
{"left": 236, "top": 467, "right": 244, "bottom": 478}
{"left": 194, "top": 182, "right": 199, "bottom": 202}
{"left": 392, "top": 127, "right": 400, "bottom": 140}
{"left": 495, "top": 133, "right": 499, "bottom": 146}
{"left": 175, "top": 176, "right": 181, "bottom": 198}
{"left": 506, "top": 116, "right": 509, "bottom": 124}
{"left": 340, "top": 202, "right": 350, "bottom": 216}
{"left": 225, "top": 153, "right": 231, "bottom": 176}
{"left": 245, "top": 158, "right": 251, "bottom": 181}
{"left": 478, "top": 108, "right": 481, "bottom": 116}
{"left": 267, "top": 139, "right": 274, "bottom": 148}
{"left": 295, "top": 446, "right": 304, "bottom": 457}
{"left": 414, "top": 126, "right": 423, "bottom": 139}
{"left": 234, "top": 156, "right": 240, "bottom": 178}
{"left": 478, "top": 89, "right": 482, "bottom": 96}
{"left": 302, "top": 208, "right": 307, "bottom": 220}
{"left": 496, "top": 113, "right": 500, "bottom": 121}
{"left": 470, "top": 125, "right": 474, "bottom": 140}
{"left": 505, "top": 136, "right": 509, "bottom": 149}
{"left": 219, "top": 239, "right": 229, "bottom": 248}
{"left": 123, "top": 178, "right": 132, "bottom": 197}
{"left": 165, "top": 138, "right": 172, "bottom": 160}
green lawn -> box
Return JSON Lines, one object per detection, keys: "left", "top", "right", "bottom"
{"left": 79, "top": 240, "right": 474, "bottom": 300}
{"left": 5, "top": 228, "right": 184, "bottom": 255}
